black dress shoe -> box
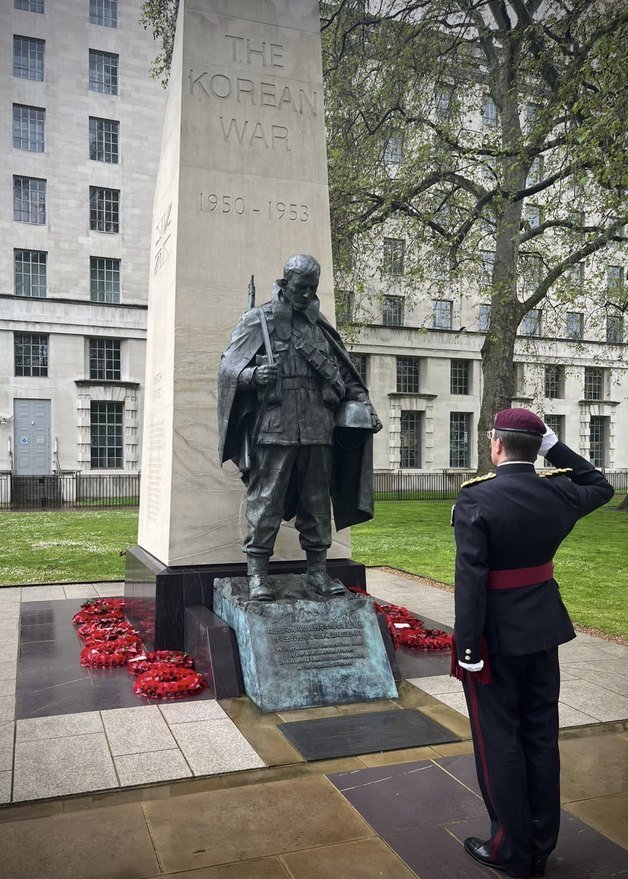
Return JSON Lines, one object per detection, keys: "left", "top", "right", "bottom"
{"left": 463, "top": 838, "right": 530, "bottom": 878}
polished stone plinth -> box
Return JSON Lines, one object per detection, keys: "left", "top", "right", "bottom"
{"left": 213, "top": 575, "right": 397, "bottom": 713}
{"left": 184, "top": 605, "right": 243, "bottom": 698}
{"left": 125, "top": 545, "right": 367, "bottom": 651}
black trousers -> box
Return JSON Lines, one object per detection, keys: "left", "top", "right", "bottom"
{"left": 462, "top": 648, "right": 561, "bottom": 875}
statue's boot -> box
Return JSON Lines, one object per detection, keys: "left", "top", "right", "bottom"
{"left": 306, "top": 550, "right": 347, "bottom": 596}
{"left": 247, "top": 556, "right": 273, "bottom": 601}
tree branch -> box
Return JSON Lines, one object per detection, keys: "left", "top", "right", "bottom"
{"left": 519, "top": 217, "right": 628, "bottom": 314}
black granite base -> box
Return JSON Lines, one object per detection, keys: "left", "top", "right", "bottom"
{"left": 16, "top": 598, "right": 213, "bottom": 719}
{"left": 278, "top": 709, "right": 457, "bottom": 760}
{"left": 124, "top": 545, "right": 367, "bottom": 651}
{"left": 184, "top": 606, "right": 243, "bottom": 699}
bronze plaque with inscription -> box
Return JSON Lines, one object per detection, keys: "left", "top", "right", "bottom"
{"left": 213, "top": 576, "right": 398, "bottom": 712}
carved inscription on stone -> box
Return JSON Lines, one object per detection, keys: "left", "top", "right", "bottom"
{"left": 189, "top": 30, "right": 320, "bottom": 155}
{"left": 154, "top": 203, "right": 172, "bottom": 276}
{"left": 200, "top": 192, "right": 309, "bottom": 222}
{"left": 269, "top": 622, "right": 366, "bottom": 671}
{"left": 145, "top": 417, "right": 165, "bottom": 522}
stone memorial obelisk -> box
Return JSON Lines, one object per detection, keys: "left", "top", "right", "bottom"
{"left": 126, "top": 0, "right": 367, "bottom": 650}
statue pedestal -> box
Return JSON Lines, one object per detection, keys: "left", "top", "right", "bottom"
{"left": 213, "top": 575, "right": 397, "bottom": 713}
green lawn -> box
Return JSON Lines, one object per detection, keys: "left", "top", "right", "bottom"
{"left": 0, "top": 510, "right": 138, "bottom": 585}
{"left": 1, "top": 497, "right": 625, "bottom": 638}
{"left": 352, "top": 496, "right": 627, "bottom": 639}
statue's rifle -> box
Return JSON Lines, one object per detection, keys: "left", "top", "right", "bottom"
{"left": 248, "top": 276, "right": 274, "bottom": 455}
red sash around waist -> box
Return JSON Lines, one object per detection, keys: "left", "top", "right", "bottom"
{"left": 487, "top": 560, "right": 554, "bottom": 591}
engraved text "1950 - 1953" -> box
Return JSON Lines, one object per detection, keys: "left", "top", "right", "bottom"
{"left": 200, "top": 193, "right": 309, "bottom": 222}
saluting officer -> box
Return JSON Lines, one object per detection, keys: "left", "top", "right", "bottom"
{"left": 452, "top": 408, "right": 614, "bottom": 878}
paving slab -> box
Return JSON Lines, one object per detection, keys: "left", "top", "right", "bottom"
{"left": 407, "top": 674, "right": 463, "bottom": 696}
{"left": 0, "top": 770, "right": 11, "bottom": 804}
{"left": 169, "top": 717, "right": 265, "bottom": 776}
{"left": 160, "top": 700, "right": 228, "bottom": 724}
{"left": 382, "top": 819, "right": 494, "bottom": 879}
{"left": 143, "top": 776, "right": 373, "bottom": 873}
{"left": 0, "top": 802, "right": 159, "bottom": 879}
{"left": 565, "top": 792, "right": 628, "bottom": 850}
{"left": 557, "top": 702, "right": 599, "bottom": 727}
{"left": 328, "top": 760, "right": 485, "bottom": 835}
{"left": 62, "top": 584, "right": 98, "bottom": 599}
{"left": 114, "top": 748, "right": 192, "bottom": 787}
{"left": 559, "top": 679, "right": 628, "bottom": 722}
{"left": 565, "top": 666, "right": 628, "bottom": 696}
{"left": 12, "top": 732, "right": 118, "bottom": 801}
{"left": 0, "top": 679, "right": 16, "bottom": 698}
{"left": 0, "top": 722, "right": 14, "bottom": 771}
{"left": 281, "top": 837, "right": 418, "bottom": 879}
{"left": 101, "top": 706, "right": 177, "bottom": 756}
{"left": 560, "top": 733, "right": 628, "bottom": 802}
{"left": 16, "top": 711, "right": 103, "bottom": 742}
{"left": 146, "top": 858, "right": 291, "bottom": 879}
{"left": 446, "top": 811, "right": 628, "bottom": 879}
{"left": 21, "top": 586, "right": 67, "bottom": 602}
{"left": 0, "top": 696, "right": 15, "bottom": 720}
{"left": 92, "top": 583, "right": 124, "bottom": 597}
{"left": 0, "top": 663, "right": 17, "bottom": 683}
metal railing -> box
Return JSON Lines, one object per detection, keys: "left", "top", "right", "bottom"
{"left": 0, "top": 468, "right": 625, "bottom": 510}
{"left": 374, "top": 468, "right": 628, "bottom": 501}
{"left": 374, "top": 470, "right": 475, "bottom": 500}
{"left": 0, "top": 472, "right": 140, "bottom": 509}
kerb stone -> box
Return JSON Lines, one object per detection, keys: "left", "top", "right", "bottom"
{"left": 213, "top": 576, "right": 398, "bottom": 712}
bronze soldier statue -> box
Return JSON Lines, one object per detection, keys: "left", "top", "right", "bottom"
{"left": 218, "top": 254, "right": 381, "bottom": 601}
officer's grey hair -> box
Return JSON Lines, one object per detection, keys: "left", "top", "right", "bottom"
{"left": 283, "top": 254, "right": 320, "bottom": 280}
{"left": 494, "top": 429, "right": 542, "bottom": 463}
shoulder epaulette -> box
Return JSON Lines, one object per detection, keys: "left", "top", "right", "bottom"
{"left": 539, "top": 468, "right": 573, "bottom": 478}
{"left": 461, "top": 473, "right": 496, "bottom": 488}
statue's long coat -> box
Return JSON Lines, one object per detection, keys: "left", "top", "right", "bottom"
{"left": 217, "top": 292, "right": 375, "bottom": 531}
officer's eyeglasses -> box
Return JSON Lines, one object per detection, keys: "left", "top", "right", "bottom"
{"left": 486, "top": 430, "right": 494, "bottom": 441}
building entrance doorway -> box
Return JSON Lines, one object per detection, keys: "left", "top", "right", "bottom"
{"left": 14, "top": 399, "right": 51, "bottom": 475}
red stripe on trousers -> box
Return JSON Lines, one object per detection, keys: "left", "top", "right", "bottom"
{"left": 466, "top": 672, "right": 504, "bottom": 860}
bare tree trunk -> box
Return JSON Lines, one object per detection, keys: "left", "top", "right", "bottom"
{"left": 476, "top": 44, "right": 525, "bottom": 475}
{"left": 618, "top": 494, "right": 628, "bottom": 511}
{"left": 476, "top": 199, "right": 523, "bottom": 473}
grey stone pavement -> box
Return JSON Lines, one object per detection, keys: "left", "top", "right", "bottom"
{"left": 0, "top": 570, "right": 626, "bottom": 805}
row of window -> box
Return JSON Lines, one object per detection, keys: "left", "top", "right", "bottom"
{"left": 13, "top": 106, "right": 119, "bottom": 163}
{"left": 384, "top": 236, "right": 623, "bottom": 290}
{"left": 15, "top": 0, "right": 117, "bottom": 26}
{"left": 14, "top": 334, "right": 122, "bottom": 380}
{"left": 368, "top": 294, "right": 625, "bottom": 343}
{"left": 13, "top": 177, "right": 120, "bottom": 231}
{"left": 14, "top": 251, "right": 120, "bottom": 302}
{"left": 14, "top": 38, "right": 119, "bottom": 92}
{"left": 383, "top": 96, "right": 541, "bottom": 168}
{"left": 398, "top": 411, "right": 610, "bottom": 469}
{"left": 350, "top": 353, "right": 612, "bottom": 403}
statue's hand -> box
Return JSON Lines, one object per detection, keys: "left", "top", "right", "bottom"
{"left": 371, "top": 413, "right": 383, "bottom": 433}
{"left": 253, "top": 364, "right": 278, "bottom": 386}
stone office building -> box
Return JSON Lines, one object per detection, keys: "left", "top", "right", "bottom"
{"left": 1, "top": 1, "right": 625, "bottom": 496}
{"left": 0, "top": 0, "right": 165, "bottom": 498}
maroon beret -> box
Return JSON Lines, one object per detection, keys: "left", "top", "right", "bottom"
{"left": 494, "top": 408, "right": 545, "bottom": 436}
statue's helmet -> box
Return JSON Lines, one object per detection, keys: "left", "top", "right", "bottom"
{"left": 334, "top": 400, "right": 373, "bottom": 430}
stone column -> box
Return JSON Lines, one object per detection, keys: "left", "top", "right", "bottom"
{"left": 137, "top": 0, "right": 349, "bottom": 569}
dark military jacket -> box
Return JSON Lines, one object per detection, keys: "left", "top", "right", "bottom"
{"left": 217, "top": 283, "right": 377, "bottom": 531}
{"left": 453, "top": 442, "right": 614, "bottom": 663}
